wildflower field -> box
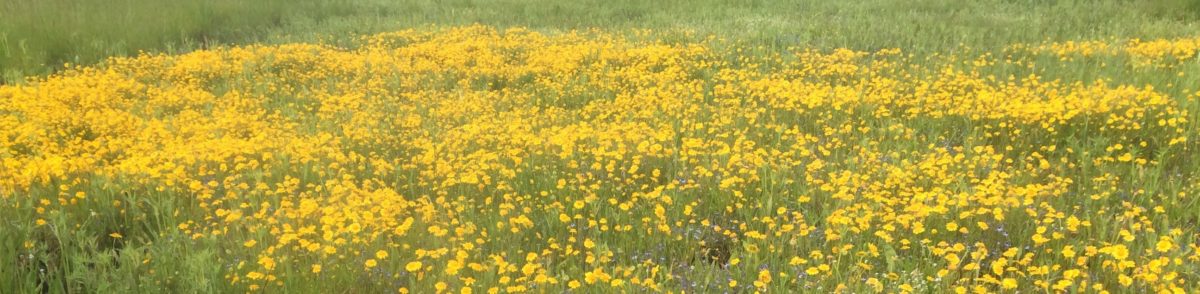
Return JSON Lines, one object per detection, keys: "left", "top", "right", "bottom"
{"left": 3, "top": 1, "right": 1200, "bottom": 294}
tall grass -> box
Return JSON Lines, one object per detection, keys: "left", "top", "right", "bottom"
{"left": 278, "top": 0, "right": 1200, "bottom": 52}
{"left": 0, "top": 0, "right": 352, "bottom": 83}
{"left": 4, "top": 0, "right": 1199, "bottom": 83}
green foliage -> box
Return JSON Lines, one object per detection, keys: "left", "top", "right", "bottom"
{"left": 4, "top": 0, "right": 1200, "bottom": 84}
{"left": 0, "top": 0, "right": 353, "bottom": 82}
{"left": 277, "top": 0, "right": 1200, "bottom": 51}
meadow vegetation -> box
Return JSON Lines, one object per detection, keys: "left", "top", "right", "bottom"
{"left": 2, "top": 0, "right": 1200, "bottom": 293}
{"left": 4, "top": 0, "right": 1200, "bottom": 83}
{"left": 0, "top": 0, "right": 352, "bottom": 82}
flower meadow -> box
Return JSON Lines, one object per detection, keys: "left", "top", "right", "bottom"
{"left": 2, "top": 26, "right": 1199, "bottom": 293}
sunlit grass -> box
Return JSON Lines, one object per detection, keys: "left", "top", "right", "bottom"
{"left": 0, "top": 0, "right": 352, "bottom": 82}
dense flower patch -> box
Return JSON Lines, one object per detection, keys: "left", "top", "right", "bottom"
{"left": 2, "top": 26, "right": 1198, "bottom": 293}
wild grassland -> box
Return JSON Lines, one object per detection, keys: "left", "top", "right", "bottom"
{"left": 4, "top": 0, "right": 1200, "bottom": 83}
{"left": 0, "top": 0, "right": 353, "bottom": 82}
{"left": 2, "top": 1, "right": 1200, "bottom": 293}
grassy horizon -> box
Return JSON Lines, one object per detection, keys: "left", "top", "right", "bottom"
{"left": 5, "top": 0, "right": 1200, "bottom": 83}
{"left": 0, "top": 0, "right": 353, "bottom": 82}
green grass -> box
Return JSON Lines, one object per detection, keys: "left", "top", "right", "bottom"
{"left": 282, "top": 0, "right": 1200, "bottom": 50}
{"left": 0, "top": 0, "right": 353, "bottom": 82}
{"left": 5, "top": 0, "right": 1200, "bottom": 84}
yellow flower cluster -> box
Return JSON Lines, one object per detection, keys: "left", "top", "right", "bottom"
{"left": 1015, "top": 36, "right": 1200, "bottom": 67}
{"left": 2, "top": 26, "right": 1197, "bottom": 293}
